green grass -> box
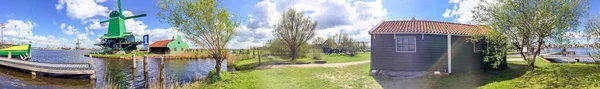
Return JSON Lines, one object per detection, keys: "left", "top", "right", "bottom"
{"left": 418, "top": 58, "right": 600, "bottom": 88}
{"left": 233, "top": 52, "right": 371, "bottom": 70}
{"left": 507, "top": 50, "right": 520, "bottom": 54}
{"left": 180, "top": 63, "right": 381, "bottom": 89}
{"left": 506, "top": 56, "right": 523, "bottom": 58}
{"left": 479, "top": 59, "right": 600, "bottom": 88}
{"left": 299, "top": 52, "right": 371, "bottom": 63}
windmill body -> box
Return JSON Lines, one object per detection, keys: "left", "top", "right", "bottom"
{"left": 95, "top": 0, "right": 147, "bottom": 54}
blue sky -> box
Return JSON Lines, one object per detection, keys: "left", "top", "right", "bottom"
{"left": 0, "top": 0, "right": 598, "bottom": 48}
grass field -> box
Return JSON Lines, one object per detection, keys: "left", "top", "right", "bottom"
{"left": 233, "top": 52, "right": 371, "bottom": 70}
{"left": 180, "top": 63, "right": 380, "bottom": 89}
{"left": 175, "top": 52, "right": 600, "bottom": 88}
{"left": 432, "top": 58, "right": 600, "bottom": 88}
{"left": 479, "top": 59, "right": 600, "bottom": 88}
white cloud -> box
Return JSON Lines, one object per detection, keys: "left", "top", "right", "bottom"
{"left": 449, "top": 0, "right": 462, "bottom": 4}
{"left": 121, "top": 18, "right": 186, "bottom": 46}
{"left": 122, "top": 11, "right": 134, "bottom": 17}
{"left": 57, "top": 23, "right": 99, "bottom": 48}
{"left": 442, "top": 9, "right": 452, "bottom": 18}
{"left": 231, "top": 0, "right": 387, "bottom": 49}
{"left": 442, "top": 0, "right": 494, "bottom": 24}
{"left": 55, "top": 0, "right": 109, "bottom": 21}
{"left": 1, "top": 20, "right": 68, "bottom": 47}
{"left": 565, "top": 31, "right": 583, "bottom": 39}
{"left": 60, "top": 23, "right": 79, "bottom": 35}
{"left": 86, "top": 19, "right": 108, "bottom": 30}
{"left": 95, "top": 0, "right": 107, "bottom": 3}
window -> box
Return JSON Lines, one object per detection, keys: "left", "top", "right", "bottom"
{"left": 473, "top": 40, "right": 486, "bottom": 52}
{"left": 395, "top": 36, "right": 416, "bottom": 52}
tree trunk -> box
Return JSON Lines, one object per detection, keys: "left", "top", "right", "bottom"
{"left": 215, "top": 58, "right": 222, "bottom": 77}
{"left": 213, "top": 53, "right": 223, "bottom": 78}
{"left": 290, "top": 47, "right": 297, "bottom": 62}
{"left": 529, "top": 40, "right": 544, "bottom": 70}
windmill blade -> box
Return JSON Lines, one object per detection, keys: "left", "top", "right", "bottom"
{"left": 100, "top": 20, "right": 110, "bottom": 23}
{"left": 125, "top": 10, "right": 147, "bottom": 20}
{"left": 125, "top": 14, "right": 147, "bottom": 20}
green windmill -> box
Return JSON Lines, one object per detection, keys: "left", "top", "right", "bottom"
{"left": 95, "top": 0, "right": 147, "bottom": 54}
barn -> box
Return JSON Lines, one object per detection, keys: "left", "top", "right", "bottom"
{"left": 149, "top": 36, "right": 189, "bottom": 54}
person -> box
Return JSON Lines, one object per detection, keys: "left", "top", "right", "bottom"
{"left": 562, "top": 47, "right": 567, "bottom": 56}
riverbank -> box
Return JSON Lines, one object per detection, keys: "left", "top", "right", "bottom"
{"left": 85, "top": 51, "right": 211, "bottom": 59}
{"left": 179, "top": 63, "right": 381, "bottom": 89}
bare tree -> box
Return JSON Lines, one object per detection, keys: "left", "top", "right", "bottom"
{"left": 158, "top": 0, "right": 240, "bottom": 77}
{"left": 273, "top": 8, "right": 317, "bottom": 61}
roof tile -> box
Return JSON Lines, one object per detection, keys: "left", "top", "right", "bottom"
{"left": 149, "top": 40, "right": 173, "bottom": 47}
{"left": 370, "top": 20, "right": 488, "bottom": 35}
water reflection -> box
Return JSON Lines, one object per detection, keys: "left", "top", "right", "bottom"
{"left": 0, "top": 50, "right": 226, "bottom": 88}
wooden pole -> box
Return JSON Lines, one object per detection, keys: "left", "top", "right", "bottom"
{"left": 159, "top": 56, "right": 165, "bottom": 89}
{"left": 132, "top": 54, "right": 136, "bottom": 69}
{"left": 143, "top": 55, "right": 149, "bottom": 88}
{"left": 258, "top": 48, "right": 261, "bottom": 66}
{"left": 7, "top": 52, "right": 11, "bottom": 59}
{"left": 89, "top": 54, "right": 95, "bottom": 79}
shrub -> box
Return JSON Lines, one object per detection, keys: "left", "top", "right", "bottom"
{"left": 208, "top": 70, "right": 230, "bottom": 83}
{"left": 226, "top": 53, "right": 237, "bottom": 66}
{"left": 307, "top": 47, "right": 324, "bottom": 59}
{"left": 267, "top": 39, "right": 309, "bottom": 59}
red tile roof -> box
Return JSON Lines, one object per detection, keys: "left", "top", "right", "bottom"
{"left": 149, "top": 40, "right": 173, "bottom": 47}
{"left": 369, "top": 20, "right": 489, "bottom": 35}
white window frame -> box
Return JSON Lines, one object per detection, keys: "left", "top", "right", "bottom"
{"left": 395, "top": 35, "right": 416, "bottom": 52}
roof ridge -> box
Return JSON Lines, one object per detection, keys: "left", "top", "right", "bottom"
{"left": 384, "top": 20, "right": 479, "bottom": 26}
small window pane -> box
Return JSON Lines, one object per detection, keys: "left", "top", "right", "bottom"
{"left": 396, "top": 36, "right": 416, "bottom": 52}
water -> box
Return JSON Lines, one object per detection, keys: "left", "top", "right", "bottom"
{"left": 547, "top": 48, "right": 593, "bottom": 55}
{"left": 545, "top": 48, "right": 597, "bottom": 63}
{"left": 0, "top": 49, "right": 226, "bottom": 88}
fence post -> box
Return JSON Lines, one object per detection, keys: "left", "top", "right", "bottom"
{"left": 8, "top": 52, "right": 11, "bottom": 59}
{"left": 258, "top": 48, "right": 261, "bottom": 66}
{"left": 89, "top": 54, "right": 96, "bottom": 79}
{"left": 159, "top": 56, "right": 165, "bottom": 89}
{"left": 132, "top": 54, "right": 136, "bottom": 69}
{"left": 143, "top": 55, "right": 149, "bottom": 88}
{"left": 89, "top": 55, "right": 93, "bottom": 65}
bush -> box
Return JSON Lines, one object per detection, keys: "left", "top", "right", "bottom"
{"left": 307, "top": 47, "right": 324, "bottom": 59}
{"left": 267, "top": 39, "right": 309, "bottom": 59}
{"left": 208, "top": 70, "right": 230, "bottom": 83}
{"left": 226, "top": 53, "right": 238, "bottom": 66}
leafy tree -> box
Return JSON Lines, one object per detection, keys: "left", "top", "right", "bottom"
{"left": 158, "top": 0, "right": 240, "bottom": 77}
{"left": 273, "top": 8, "right": 317, "bottom": 61}
{"left": 334, "top": 32, "right": 358, "bottom": 56}
{"left": 586, "top": 15, "right": 600, "bottom": 59}
{"left": 470, "top": 28, "right": 508, "bottom": 69}
{"left": 474, "top": 0, "right": 588, "bottom": 70}
{"left": 312, "top": 37, "right": 325, "bottom": 48}
{"left": 266, "top": 39, "right": 309, "bottom": 59}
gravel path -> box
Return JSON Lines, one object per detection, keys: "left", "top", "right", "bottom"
{"left": 256, "top": 60, "right": 371, "bottom": 69}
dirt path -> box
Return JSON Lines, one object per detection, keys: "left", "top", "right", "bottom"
{"left": 256, "top": 60, "right": 371, "bottom": 69}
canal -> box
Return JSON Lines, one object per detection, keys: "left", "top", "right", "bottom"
{"left": 0, "top": 49, "right": 225, "bottom": 88}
